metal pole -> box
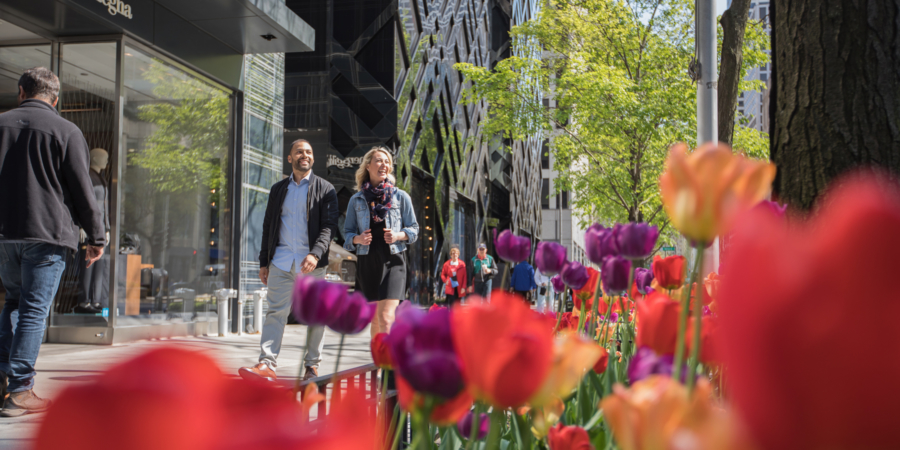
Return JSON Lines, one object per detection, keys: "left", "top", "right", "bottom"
{"left": 697, "top": 0, "right": 720, "bottom": 275}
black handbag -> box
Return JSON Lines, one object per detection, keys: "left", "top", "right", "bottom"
{"left": 539, "top": 286, "right": 547, "bottom": 295}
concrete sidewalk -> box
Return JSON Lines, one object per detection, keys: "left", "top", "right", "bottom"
{"left": 0, "top": 325, "right": 373, "bottom": 450}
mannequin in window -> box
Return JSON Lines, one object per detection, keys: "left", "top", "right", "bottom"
{"left": 74, "top": 148, "right": 110, "bottom": 314}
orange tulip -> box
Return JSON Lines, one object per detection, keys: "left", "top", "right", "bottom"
{"left": 659, "top": 142, "right": 776, "bottom": 243}
{"left": 635, "top": 291, "right": 681, "bottom": 356}
{"left": 704, "top": 271, "right": 720, "bottom": 302}
{"left": 530, "top": 332, "right": 603, "bottom": 407}
{"left": 600, "top": 376, "right": 737, "bottom": 450}
{"left": 452, "top": 291, "right": 555, "bottom": 408}
{"left": 396, "top": 374, "right": 473, "bottom": 426}
{"left": 572, "top": 268, "right": 600, "bottom": 312}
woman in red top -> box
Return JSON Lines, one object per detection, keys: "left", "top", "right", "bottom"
{"left": 441, "top": 245, "right": 467, "bottom": 306}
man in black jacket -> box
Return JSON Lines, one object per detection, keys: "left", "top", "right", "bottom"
{"left": 239, "top": 139, "right": 338, "bottom": 381}
{"left": 0, "top": 67, "right": 105, "bottom": 416}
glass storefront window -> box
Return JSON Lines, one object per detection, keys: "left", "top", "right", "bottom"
{"left": 51, "top": 42, "right": 118, "bottom": 327}
{"left": 119, "top": 44, "right": 233, "bottom": 324}
{"left": 0, "top": 45, "right": 51, "bottom": 113}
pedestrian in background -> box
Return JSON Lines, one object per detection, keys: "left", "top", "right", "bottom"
{"left": 0, "top": 68, "right": 105, "bottom": 416}
{"left": 510, "top": 259, "right": 538, "bottom": 303}
{"left": 534, "top": 269, "right": 551, "bottom": 312}
{"left": 467, "top": 243, "right": 496, "bottom": 302}
{"left": 344, "top": 146, "right": 418, "bottom": 338}
{"left": 240, "top": 139, "right": 338, "bottom": 382}
{"left": 440, "top": 245, "right": 467, "bottom": 306}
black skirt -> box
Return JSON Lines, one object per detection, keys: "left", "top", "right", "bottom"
{"left": 356, "top": 220, "right": 408, "bottom": 301}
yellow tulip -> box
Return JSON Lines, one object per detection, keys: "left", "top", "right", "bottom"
{"left": 659, "top": 143, "right": 776, "bottom": 243}
{"left": 600, "top": 376, "right": 746, "bottom": 450}
{"left": 529, "top": 331, "right": 602, "bottom": 408}
{"left": 530, "top": 396, "right": 566, "bottom": 439}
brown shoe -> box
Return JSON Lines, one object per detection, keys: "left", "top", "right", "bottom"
{"left": 303, "top": 366, "right": 318, "bottom": 380}
{"left": 238, "top": 363, "right": 276, "bottom": 382}
{"left": 0, "top": 390, "right": 50, "bottom": 417}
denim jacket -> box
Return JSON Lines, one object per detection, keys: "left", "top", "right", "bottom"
{"left": 343, "top": 187, "right": 419, "bottom": 255}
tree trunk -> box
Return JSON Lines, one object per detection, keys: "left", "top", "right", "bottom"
{"left": 771, "top": 0, "right": 900, "bottom": 210}
{"left": 717, "top": 0, "right": 752, "bottom": 146}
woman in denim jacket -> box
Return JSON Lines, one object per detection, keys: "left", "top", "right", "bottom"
{"left": 343, "top": 146, "right": 419, "bottom": 338}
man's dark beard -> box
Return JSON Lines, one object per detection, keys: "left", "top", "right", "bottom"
{"left": 293, "top": 159, "right": 311, "bottom": 173}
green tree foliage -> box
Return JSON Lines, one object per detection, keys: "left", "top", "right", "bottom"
{"left": 457, "top": 0, "right": 769, "bottom": 239}
{"left": 129, "top": 60, "right": 230, "bottom": 198}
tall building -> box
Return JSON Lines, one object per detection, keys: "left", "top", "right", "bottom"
{"left": 733, "top": 0, "right": 771, "bottom": 132}
{"left": 283, "top": 0, "right": 543, "bottom": 304}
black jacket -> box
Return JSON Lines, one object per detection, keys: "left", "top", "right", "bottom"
{"left": 259, "top": 173, "right": 338, "bottom": 270}
{"left": 0, "top": 100, "right": 106, "bottom": 250}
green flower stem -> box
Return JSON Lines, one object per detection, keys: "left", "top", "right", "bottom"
{"left": 618, "top": 296, "right": 632, "bottom": 358}
{"left": 687, "top": 267, "right": 706, "bottom": 393}
{"left": 484, "top": 408, "right": 505, "bottom": 450}
{"left": 465, "top": 402, "right": 484, "bottom": 450}
{"left": 576, "top": 297, "right": 587, "bottom": 337}
{"left": 382, "top": 370, "right": 392, "bottom": 445}
{"left": 554, "top": 292, "right": 564, "bottom": 332}
{"left": 390, "top": 409, "right": 408, "bottom": 450}
{"left": 673, "top": 246, "right": 704, "bottom": 382}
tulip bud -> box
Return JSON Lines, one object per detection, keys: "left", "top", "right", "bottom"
{"left": 601, "top": 256, "right": 631, "bottom": 294}
{"left": 548, "top": 424, "right": 593, "bottom": 450}
{"left": 652, "top": 255, "right": 687, "bottom": 290}
{"left": 371, "top": 333, "right": 393, "bottom": 369}
{"left": 634, "top": 267, "right": 654, "bottom": 294}
{"left": 329, "top": 292, "right": 375, "bottom": 335}
{"left": 457, "top": 411, "right": 489, "bottom": 440}
{"left": 585, "top": 224, "right": 620, "bottom": 264}
{"left": 560, "top": 261, "right": 589, "bottom": 290}
{"left": 292, "top": 278, "right": 348, "bottom": 326}
{"left": 387, "top": 305, "right": 464, "bottom": 399}
{"left": 551, "top": 275, "right": 566, "bottom": 293}
{"left": 616, "top": 222, "right": 659, "bottom": 259}
{"left": 495, "top": 230, "right": 531, "bottom": 263}
{"left": 535, "top": 242, "right": 567, "bottom": 275}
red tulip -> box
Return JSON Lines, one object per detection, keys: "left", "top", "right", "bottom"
{"left": 572, "top": 267, "right": 600, "bottom": 311}
{"left": 34, "top": 347, "right": 378, "bottom": 450}
{"left": 452, "top": 291, "right": 555, "bottom": 408}
{"left": 651, "top": 255, "right": 686, "bottom": 289}
{"left": 548, "top": 423, "right": 594, "bottom": 450}
{"left": 635, "top": 291, "right": 681, "bottom": 356}
{"left": 685, "top": 316, "right": 719, "bottom": 364}
{"left": 592, "top": 347, "right": 609, "bottom": 374}
{"left": 720, "top": 176, "right": 900, "bottom": 450}
{"left": 371, "top": 333, "right": 393, "bottom": 369}
{"left": 396, "top": 374, "right": 473, "bottom": 426}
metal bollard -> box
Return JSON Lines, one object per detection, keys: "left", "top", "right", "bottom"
{"left": 252, "top": 289, "right": 267, "bottom": 335}
{"left": 215, "top": 288, "right": 237, "bottom": 337}
{"left": 235, "top": 296, "right": 245, "bottom": 336}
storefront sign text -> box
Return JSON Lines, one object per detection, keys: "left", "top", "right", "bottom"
{"left": 327, "top": 155, "right": 363, "bottom": 169}
{"left": 98, "top": 0, "right": 133, "bottom": 19}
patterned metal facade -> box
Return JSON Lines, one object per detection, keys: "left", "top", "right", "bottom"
{"left": 283, "top": 0, "right": 542, "bottom": 303}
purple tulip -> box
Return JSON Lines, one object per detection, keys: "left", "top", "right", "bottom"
{"left": 601, "top": 256, "right": 631, "bottom": 294}
{"left": 292, "top": 278, "right": 348, "bottom": 326}
{"left": 535, "top": 242, "right": 567, "bottom": 275}
{"left": 458, "top": 411, "right": 490, "bottom": 440}
{"left": 755, "top": 200, "right": 788, "bottom": 218}
{"left": 627, "top": 347, "right": 692, "bottom": 383}
{"left": 386, "top": 303, "right": 463, "bottom": 399}
{"left": 328, "top": 292, "right": 375, "bottom": 334}
{"left": 551, "top": 275, "right": 566, "bottom": 293}
{"left": 495, "top": 230, "right": 531, "bottom": 263}
{"left": 560, "top": 261, "right": 589, "bottom": 290}
{"left": 585, "top": 224, "right": 621, "bottom": 264}
{"left": 634, "top": 267, "right": 654, "bottom": 295}
{"left": 616, "top": 223, "right": 659, "bottom": 259}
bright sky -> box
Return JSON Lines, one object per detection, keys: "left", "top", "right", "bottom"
{"left": 716, "top": 0, "right": 729, "bottom": 15}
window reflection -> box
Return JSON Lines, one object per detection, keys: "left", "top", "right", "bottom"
{"left": 120, "top": 45, "right": 232, "bottom": 323}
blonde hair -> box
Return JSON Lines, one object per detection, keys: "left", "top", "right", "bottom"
{"left": 355, "top": 146, "right": 396, "bottom": 191}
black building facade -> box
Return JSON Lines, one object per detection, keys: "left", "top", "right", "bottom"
{"left": 283, "top": 0, "right": 543, "bottom": 304}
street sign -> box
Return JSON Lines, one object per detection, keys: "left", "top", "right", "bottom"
{"left": 661, "top": 246, "right": 676, "bottom": 252}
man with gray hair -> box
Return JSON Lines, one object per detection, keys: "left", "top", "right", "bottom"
{"left": 0, "top": 67, "right": 105, "bottom": 416}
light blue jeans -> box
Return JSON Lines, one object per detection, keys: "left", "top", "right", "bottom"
{"left": 0, "top": 243, "right": 67, "bottom": 392}
{"left": 259, "top": 263, "right": 326, "bottom": 370}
